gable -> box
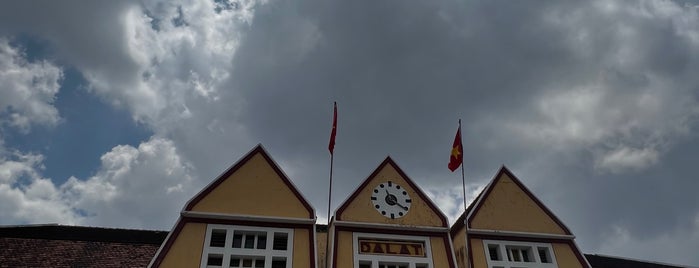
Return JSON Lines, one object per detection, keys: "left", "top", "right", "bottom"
{"left": 185, "top": 145, "right": 314, "bottom": 219}
{"left": 468, "top": 167, "right": 571, "bottom": 235}
{"left": 336, "top": 157, "right": 448, "bottom": 227}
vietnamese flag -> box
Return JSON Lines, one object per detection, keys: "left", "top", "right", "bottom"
{"left": 448, "top": 127, "right": 463, "bottom": 172}
{"left": 328, "top": 102, "right": 337, "bottom": 154}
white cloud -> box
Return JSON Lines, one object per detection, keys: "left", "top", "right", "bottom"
{"left": 595, "top": 146, "right": 659, "bottom": 173}
{"left": 0, "top": 150, "right": 79, "bottom": 225}
{"left": 62, "top": 137, "right": 197, "bottom": 228}
{"left": 0, "top": 38, "right": 62, "bottom": 131}
{"left": 0, "top": 137, "right": 197, "bottom": 229}
{"left": 80, "top": 0, "right": 261, "bottom": 129}
{"left": 0, "top": 151, "right": 43, "bottom": 184}
{"left": 425, "top": 183, "right": 484, "bottom": 225}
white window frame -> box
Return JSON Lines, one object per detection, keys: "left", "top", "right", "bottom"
{"left": 353, "top": 232, "right": 433, "bottom": 268}
{"left": 200, "top": 224, "right": 294, "bottom": 268}
{"left": 482, "top": 240, "right": 558, "bottom": 268}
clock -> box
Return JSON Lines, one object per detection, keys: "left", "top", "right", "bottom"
{"left": 371, "top": 181, "right": 411, "bottom": 219}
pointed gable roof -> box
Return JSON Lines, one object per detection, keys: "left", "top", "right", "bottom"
{"left": 466, "top": 166, "right": 572, "bottom": 235}
{"left": 335, "top": 157, "right": 449, "bottom": 227}
{"left": 183, "top": 144, "right": 315, "bottom": 219}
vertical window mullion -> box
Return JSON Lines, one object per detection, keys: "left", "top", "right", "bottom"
{"left": 265, "top": 230, "right": 272, "bottom": 268}
{"left": 223, "top": 227, "right": 233, "bottom": 268}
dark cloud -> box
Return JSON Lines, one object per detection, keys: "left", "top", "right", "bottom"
{"left": 226, "top": 0, "right": 699, "bottom": 265}
{"left": 0, "top": 0, "right": 698, "bottom": 265}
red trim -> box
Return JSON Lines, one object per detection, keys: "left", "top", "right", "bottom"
{"left": 184, "top": 145, "right": 315, "bottom": 219}
{"left": 150, "top": 216, "right": 316, "bottom": 268}
{"left": 185, "top": 217, "right": 314, "bottom": 229}
{"left": 442, "top": 234, "right": 458, "bottom": 268}
{"left": 150, "top": 218, "right": 188, "bottom": 268}
{"left": 468, "top": 233, "right": 590, "bottom": 268}
{"left": 466, "top": 166, "right": 572, "bottom": 235}
{"left": 330, "top": 225, "right": 455, "bottom": 268}
{"left": 335, "top": 157, "right": 448, "bottom": 227}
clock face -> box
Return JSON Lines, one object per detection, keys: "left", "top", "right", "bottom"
{"left": 371, "top": 181, "right": 411, "bottom": 219}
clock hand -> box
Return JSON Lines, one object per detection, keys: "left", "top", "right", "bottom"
{"left": 384, "top": 189, "right": 398, "bottom": 206}
{"left": 395, "top": 203, "right": 409, "bottom": 211}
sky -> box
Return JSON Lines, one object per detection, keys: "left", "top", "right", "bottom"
{"left": 0, "top": 0, "right": 698, "bottom": 266}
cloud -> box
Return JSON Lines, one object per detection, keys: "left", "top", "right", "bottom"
{"left": 0, "top": 137, "right": 196, "bottom": 229}
{"left": 61, "top": 137, "right": 197, "bottom": 228}
{"left": 497, "top": 0, "right": 699, "bottom": 173}
{"left": 595, "top": 146, "right": 659, "bottom": 173}
{"left": 597, "top": 215, "right": 699, "bottom": 265}
{"left": 0, "top": 151, "right": 79, "bottom": 225}
{"left": 0, "top": 38, "right": 62, "bottom": 131}
{"left": 1, "top": 0, "right": 699, "bottom": 265}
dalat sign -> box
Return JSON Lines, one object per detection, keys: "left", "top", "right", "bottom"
{"left": 358, "top": 239, "right": 426, "bottom": 257}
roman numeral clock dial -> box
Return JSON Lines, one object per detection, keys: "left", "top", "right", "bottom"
{"left": 371, "top": 181, "right": 411, "bottom": 219}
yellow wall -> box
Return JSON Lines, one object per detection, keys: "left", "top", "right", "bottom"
{"left": 339, "top": 164, "right": 443, "bottom": 227}
{"left": 430, "top": 237, "right": 452, "bottom": 268}
{"left": 190, "top": 153, "right": 310, "bottom": 218}
{"left": 467, "top": 239, "right": 584, "bottom": 268}
{"left": 292, "top": 228, "right": 313, "bottom": 268}
{"left": 335, "top": 231, "right": 354, "bottom": 268}
{"left": 470, "top": 173, "right": 566, "bottom": 234}
{"left": 317, "top": 231, "right": 328, "bottom": 268}
{"left": 552, "top": 243, "right": 584, "bottom": 268}
{"left": 451, "top": 228, "right": 467, "bottom": 268}
{"left": 469, "top": 238, "right": 487, "bottom": 268}
{"left": 158, "top": 222, "right": 207, "bottom": 268}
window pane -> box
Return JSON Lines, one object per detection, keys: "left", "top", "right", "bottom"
{"left": 271, "top": 259, "right": 286, "bottom": 268}
{"left": 210, "top": 229, "right": 226, "bottom": 247}
{"left": 207, "top": 254, "right": 223, "bottom": 266}
{"left": 230, "top": 257, "right": 240, "bottom": 267}
{"left": 233, "top": 233, "right": 243, "bottom": 248}
{"left": 488, "top": 245, "right": 500, "bottom": 261}
{"left": 255, "top": 259, "right": 265, "bottom": 268}
{"left": 359, "top": 260, "right": 371, "bottom": 268}
{"left": 538, "top": 247, "right": 550, "bottom": 263}
{"left": 242, "top": 259, "right": 253, "bottom": 267}
{"left": 257, "top": 235, "right": 267, "bottom": 249}
{"left": 244, "top": 235, "right": 255, "bottom": 249}
{"left": 522, "top": 249, "right": 531, "bottom": 262}
{"left": 273, "top": 232, "right": 288, "bottom": 250}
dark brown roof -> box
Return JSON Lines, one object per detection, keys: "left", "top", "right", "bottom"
{"left": 1, "top": 225, "right": 692, "bottom": 268}
{"left": 0, "top": 225, "right": 167, "bottom": 268}
{"left": 585, "top": 254, "right": 691, "bottom": 268}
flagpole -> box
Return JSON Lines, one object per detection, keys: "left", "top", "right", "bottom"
{"left": 459, "top": 119, "right": 466, "bottom": 213}
{"left": 327, "top": 102, "right": 337, "bottom": 225}
{"left": 459, "top": 119, "right": 471, "bottom": 268}
{"left": 327, "top": 153, "right": 334, "bottom": 225}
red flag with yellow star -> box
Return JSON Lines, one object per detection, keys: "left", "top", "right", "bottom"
{"left": 328, "top": 102, "right": 337, "bottom": 154}
{"left": 448, "top": 127, "right": 463, "bottom": 172}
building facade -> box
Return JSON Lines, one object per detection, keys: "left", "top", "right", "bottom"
{"left": 148, "top": 144, "right": 590, "bottom": 268}
{"left": 0, "top": 144, "right": 693, "bottom": 267}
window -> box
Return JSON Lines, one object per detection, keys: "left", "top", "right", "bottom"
{"left": 482, "top": 240, "right": 557, "bottom": 268}
{"left": 353, "top": 232, "right": 433, "bottom": 268}
{"left": 201, "top": 225, "right": 293, "bottom": 268}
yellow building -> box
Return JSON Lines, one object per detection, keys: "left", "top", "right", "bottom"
{"left": 327, "top": 157, "right": 456, "bottom": 268}
{"left": 150, "top": 145, "right": 317, "bottom": 268}
{"left": 148, "top": 145, "right": 589, "bottom": 268}
{"left": 450, "top": 167, "right": 590, "bottom": 268}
